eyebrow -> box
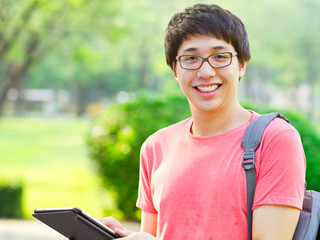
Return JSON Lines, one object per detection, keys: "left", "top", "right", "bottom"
{"left": 180, "top": 45, "right": 230, "bottom": 53}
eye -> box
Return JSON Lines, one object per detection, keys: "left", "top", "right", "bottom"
{"left": 181, "top": 55, "right": 199, "bottom": 62}
{"left": 212, "top": 53, "right": 229, "bottom": 61}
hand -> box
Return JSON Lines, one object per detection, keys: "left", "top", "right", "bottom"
{"left": 119, "top": 232, "right": 158, "bottom": 240}
{"left": 98, "top": 217, "right": 133, "bottom": 237}
{"left": 98, "top": 217, "right": 158, "bottom": 239}
{"left": 98, "top": 217, "right": 125, "bottom": 231}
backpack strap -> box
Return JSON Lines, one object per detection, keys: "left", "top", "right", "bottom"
{"left": 241, "top": 112, "right": 289, "bottom": 240}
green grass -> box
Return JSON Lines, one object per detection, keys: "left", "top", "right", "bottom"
{"left": 0, "top": 117, "right": 112, "bottom": 219}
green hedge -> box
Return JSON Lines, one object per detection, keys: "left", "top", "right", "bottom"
{"left": 87, "top": 93, "right": 190, "bottom": 220}
{"left": 0, "top": 182, "right": 23, "bottom": 218}
{"left": 87, "top": 93, "right": 320, "bottom": 220}
{"left": 284, "top": 112, "right": 320, "bottom": 190}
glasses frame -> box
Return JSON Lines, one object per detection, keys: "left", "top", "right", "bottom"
{"left": 176, "top": 52, "right": 238, "bottom": 70}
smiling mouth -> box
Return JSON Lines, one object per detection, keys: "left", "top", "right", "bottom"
{"left": 196, "top": 84, "right": 221, "bottom": 93}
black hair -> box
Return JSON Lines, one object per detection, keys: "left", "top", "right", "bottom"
{"left": 165, "top": 4, "right": 251, "bottom": 69}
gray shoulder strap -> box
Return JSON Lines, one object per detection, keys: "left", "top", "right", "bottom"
{"left": 241, "top": 112, "right": 289, "bottom": 240}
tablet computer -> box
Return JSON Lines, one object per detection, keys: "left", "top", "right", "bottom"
{"left": 32, "top": 207, "right": 120, "bottom": 240}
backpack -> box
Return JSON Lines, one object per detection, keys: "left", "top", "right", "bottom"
{"left": 241, "top": 112, "right": 320, "bottom": 240}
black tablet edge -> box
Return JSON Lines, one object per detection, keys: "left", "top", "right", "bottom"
{"left": 33, "top": 207, "right": 120, "bottom": 238}
{"left": 75, "top": 214, "right": 117, "bottom": 239}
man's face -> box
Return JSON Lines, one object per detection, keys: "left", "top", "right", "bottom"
{"left": 173, "top": 35, "right": 246, "bottom": 114}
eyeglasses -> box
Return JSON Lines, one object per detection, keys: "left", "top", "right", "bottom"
{"left": 176, "top": 52, "right": 238, "bottom": 70}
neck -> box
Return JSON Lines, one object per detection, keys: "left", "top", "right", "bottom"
{"left": 190, "top": 104, "right": 251, "bottom": 137}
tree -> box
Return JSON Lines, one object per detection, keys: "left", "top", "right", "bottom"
{"left": 0, "top": 0, "right": 41, "bottom": 116}
{"left": 0, "top": 0, "right": 123, "bottom": 116}
{"left": 234, "top": 0, "right": 320, "bottom": 118}
{"left": 3, "top": 0, "right": 319, "bottom": 120}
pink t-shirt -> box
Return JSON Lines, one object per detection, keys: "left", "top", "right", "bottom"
{"left": 136, "top": 112, "right": 306, "bottom": 240}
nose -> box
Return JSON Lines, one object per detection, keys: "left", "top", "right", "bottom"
{"left": 197, "top": 60, "right": 216, "bottom": 80}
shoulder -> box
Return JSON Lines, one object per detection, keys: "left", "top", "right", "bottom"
{"left": 257, "top": 113, "right": 304, "bottom": 161}
{"left": 141, "top": 117, "right": 192, "bottom": 151}
{"left": 250, "top": 112, "right": 304, "bottom": 158}
{"left": 140, "top": 118, "right": 192, "bottom": 170}
{"left": 249, "top": 112, "right": 300, "bottom": 140}
{"left": 264, "top": 115, "right": 300, "bottom": 141}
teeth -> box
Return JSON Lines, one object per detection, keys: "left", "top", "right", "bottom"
{"left": 197, "top": 85, "right": 219, "bottom": 93}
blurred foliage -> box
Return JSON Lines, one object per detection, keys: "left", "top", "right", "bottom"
{"left": 283, "top": 111, "right": 320, "bottom": 190}
{"left": 86, "top": 92, "right": 190, "bottom": 219}
{"left": 0, "top": 0, "right": 126, "bottom": 115}
{"left": 87, "top": 93, "right": 320, "bottom": 220}
{"left": 1, "top": 0, "right": 319, "bottom": 118}
{"left": 0, "top": 179, "right": 23, "bottom": 218}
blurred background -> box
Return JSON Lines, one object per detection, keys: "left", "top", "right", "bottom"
{"left": 0, "top": 0, "right": 320, "bottom": 238}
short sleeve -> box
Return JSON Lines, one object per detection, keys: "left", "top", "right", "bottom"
{"left": 253, "top": 127, "right": 306, "bottom": 210}
{"left": 136, "top": 141, "right": 158, "bottom": 214}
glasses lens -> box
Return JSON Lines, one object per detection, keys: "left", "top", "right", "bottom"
{"left": 179, "top": 55, "right": 202, "bottom": 69}
{"left": 208, "top": 53, "right": 232, "bottom": 68}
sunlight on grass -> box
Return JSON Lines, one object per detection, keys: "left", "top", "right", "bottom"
{"left": 0, "top": 117, "right": 113, "bottom": 218}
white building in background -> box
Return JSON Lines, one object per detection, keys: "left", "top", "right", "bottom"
{"left": 6, "top": 88, "right": 71, "bottom": 117}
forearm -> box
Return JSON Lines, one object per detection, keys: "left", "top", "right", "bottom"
{"left": 141, "top": 211, "right": 158, "bottom": 236}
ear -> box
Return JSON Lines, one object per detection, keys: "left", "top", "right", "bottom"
{"left": 239, "top": 61, "right": 247, "bottom": 79}
{"left": 172, "top": 61, "right": 179, "bottom": 82}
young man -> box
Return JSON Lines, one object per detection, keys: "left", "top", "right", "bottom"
{"left": 100, "top": 4, "right": 306, "bottom": 240}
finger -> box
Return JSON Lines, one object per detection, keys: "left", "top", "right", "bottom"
{"left": 120, "top": 232, "right": 156, "bottom": 240}
{"left": 98, "top": 217, "right": 125, "bottom": 230}
{"left": 115, "top": 228, "right": 134, "bottom": 237}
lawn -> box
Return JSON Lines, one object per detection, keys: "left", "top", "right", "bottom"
{"left": 0, "top": 117, "right": 112, "bottom": 219}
